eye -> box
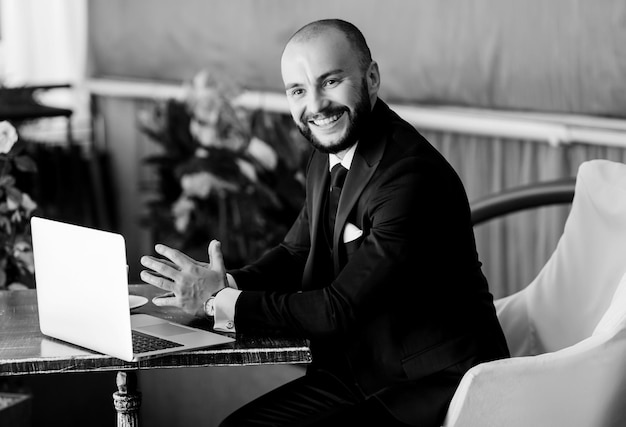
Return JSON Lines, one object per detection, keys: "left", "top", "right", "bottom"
{"left": 323, "top": 79, "right": 339, "bottom": 88}
{"left": 287, "top": 88, "right": 304, "bottom": 97}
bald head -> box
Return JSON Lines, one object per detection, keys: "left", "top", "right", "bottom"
{"left": 285, "top": 19, "right": 373, "bottom": 73}
{"left": 280, "top": 19, "right": 380, "bottom": 155}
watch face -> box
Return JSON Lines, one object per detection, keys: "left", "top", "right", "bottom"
{"left": 204, "top": 297, "right": 216, "bottom": 317}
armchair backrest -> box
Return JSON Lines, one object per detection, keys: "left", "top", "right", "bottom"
{"left": 593, "top": 271, "right": 626, "bottom": 336}
{"left": 496, "top": 159, "right": 626, "bottom": 356}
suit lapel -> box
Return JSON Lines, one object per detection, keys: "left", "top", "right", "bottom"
{"left": 301, "top": 152, "right": 332, "bottom": 290}
{"left": 309, "top": 152, "right": 330, "bottom": 248}
{"left": 332, "top": 101, "right": 388, "bottom": 263}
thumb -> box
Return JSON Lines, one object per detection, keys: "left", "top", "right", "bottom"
{"left": 208, "top": 240, "right": 226, "bottom": 274}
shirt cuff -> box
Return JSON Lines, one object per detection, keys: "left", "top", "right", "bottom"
{"left": 213, "top": 287, "right": 241, "bottom": 332}
{"left": 225, "top": 273, "right": 238, "bottom": 289}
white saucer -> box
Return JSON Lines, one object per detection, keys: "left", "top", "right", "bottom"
{"left": 129, "top": 295, "right": 148, "bottom": 310}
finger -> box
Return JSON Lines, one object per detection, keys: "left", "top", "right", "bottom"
{"left": 140, "top": 256, "right": 180, "bottom": 278}
{"left": 153, "top": 291, "right": 175, "bottom": 299}
{"left": 151, "top": 295, "right": 177, "bottom": 307}
{"left": 141, "top": 255, "right": 181, "bottom": 280}
{"left": 160, "top": 258, "right": 181, "bottom": 271}
{"left": 140, "top": 270, "right": 176, "bottom": 292}
{"left": 151, "top": 292, "right": 177, "bottom": 306}
{"left": 155, "top": 244, "right": 197, "bottom": 270}
{"left": 140, "top": 251, "right": 179, "bottom": 270}
{"left": 207, "top": 240, "right": 226, "bottom": 275}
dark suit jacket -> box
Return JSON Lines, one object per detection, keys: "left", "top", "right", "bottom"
{"left": 230, "top": 99, "right": 509, "bottom": 424}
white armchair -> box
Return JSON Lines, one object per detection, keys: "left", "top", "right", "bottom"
{"left": 444, "top": 159, "right": 626, "bottom": 427}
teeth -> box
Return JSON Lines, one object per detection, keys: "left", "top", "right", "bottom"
{"left": 312, "top": 113, "right": 342, "bottom": 127}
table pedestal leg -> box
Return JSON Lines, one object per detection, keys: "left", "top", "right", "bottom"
{"left": 113, "top": 371, "right": 141, "bottom": 427}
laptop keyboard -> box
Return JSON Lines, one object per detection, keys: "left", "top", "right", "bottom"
{"left": 132, "top": 330, "right": 183, "bottom": 353}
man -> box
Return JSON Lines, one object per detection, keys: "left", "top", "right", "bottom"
{"left": 140, "top": 19, "right": 509, "bottom": 427}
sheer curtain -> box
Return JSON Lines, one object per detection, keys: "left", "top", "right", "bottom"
{"left": 0, "top": 0, "right": 89, "bottom": 141}
{"left": 423, "top": 130, "right": 626, "bottom": 298}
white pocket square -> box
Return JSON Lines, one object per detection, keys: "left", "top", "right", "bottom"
{"left": 343, "top": 222, "right": 363, "bottom": 243}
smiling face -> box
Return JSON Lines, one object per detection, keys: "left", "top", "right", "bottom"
{"left": 281, "top": 27, "right": 380, "bottom": 154}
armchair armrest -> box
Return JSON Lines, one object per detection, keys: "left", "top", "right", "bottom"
{"left": 443, "top": 330, "right": 626, "bottom": 427}
{"left": 470, "top": 179, "right": 575, "bottom": 226}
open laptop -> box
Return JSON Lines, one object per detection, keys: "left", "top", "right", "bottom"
{"left": 31, "top": 216, "right": 235, "bottom": 362}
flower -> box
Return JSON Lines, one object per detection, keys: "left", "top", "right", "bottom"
{"left": 0, "top": 121, "right": 38, "bottom": 289}
{"left": 171, "top": 196, "right": 195, "bottom": 233}
{"left": 139, "top": 70, "right": 310, "bottom": 266}
{"left": 180, "top": 171, "right": 239, "bottom": 199}
{"left": 180, "top": 171, "right": 214, "bottom": 199}
{"left": 186, "top": 70, "right": 249, "bottom": 152}
{"left": 0, "top": 121, "right": 18, "bottom": 154}
{"left": 247, "top": 137, "right": 278, "bottom": 171}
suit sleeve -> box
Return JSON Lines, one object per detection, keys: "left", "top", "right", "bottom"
{"left": 233, "top": 155, "right": 430, "bottom": 337}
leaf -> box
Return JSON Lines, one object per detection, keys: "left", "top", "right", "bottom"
{"left": 0, "top": 216, "right": 11, "bottom": 234}
{"left": 142, "top": 155, "right": 177, "bottom": 166}
{"left": 139, "top": 126, "right": 167, "bottom": 145}
{"left": 6, "top": 186, "right": 22, "bottom": 204}
{"left": 0, "top": 161, "right": 12, "bottom": 177}
{"left": 9, "top": 139, "right": 27, "bottom": 156}
{"left": 14, "top": 155, "right": 38, "bottom": 173}
{"left": 0, "top": 175, "right": 15, "bottom": 187}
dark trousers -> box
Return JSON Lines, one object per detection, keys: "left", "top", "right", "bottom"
{"left": 219, "top": 368, "right": 458, "bottom": 427}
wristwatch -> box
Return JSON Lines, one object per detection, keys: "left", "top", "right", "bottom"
{"left": 203, "top": 287, "right": 225, "bottom": 317}
{"left": 204, "top": 296, "right": 216, "bottom": 317}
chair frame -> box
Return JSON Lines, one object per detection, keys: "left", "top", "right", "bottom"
{"left": 470, "top": 178, "right": 576, "bottom": 226}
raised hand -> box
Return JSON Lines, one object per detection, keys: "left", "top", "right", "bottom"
{"left": 140, "top": 240, "right": 228, "bottom": 316}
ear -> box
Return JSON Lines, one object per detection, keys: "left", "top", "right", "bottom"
{"left": 365, "top": 61, "right": 381, "bottom": 98}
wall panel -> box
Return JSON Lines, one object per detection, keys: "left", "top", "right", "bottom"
{"left": 88, "top": 0, "right": 626, "bottom": 117}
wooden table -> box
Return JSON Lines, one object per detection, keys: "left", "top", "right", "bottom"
{"left": 0, "top": 285, "right": 311, "bottom": 426}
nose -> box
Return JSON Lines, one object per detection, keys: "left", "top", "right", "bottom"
{"left": 306, "top": 88, "right": 328, "bottom": 115}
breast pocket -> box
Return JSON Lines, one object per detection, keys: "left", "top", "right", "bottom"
{"left": 342, "top": 222, "right": 364, "bottom": 259}
{"left": 344, "top": 235, "right": 363, "bottom": 258}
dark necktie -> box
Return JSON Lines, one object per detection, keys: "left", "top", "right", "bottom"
{"left": 327, "top": 163, "right": 348, "bottom": 239}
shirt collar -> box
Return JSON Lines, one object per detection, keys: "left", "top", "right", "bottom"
{"left": 328, "top": 143, "right": 358, "bottom": 171}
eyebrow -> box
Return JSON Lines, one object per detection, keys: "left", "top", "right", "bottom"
{"left": 284, "top": 68, "right": 345, "bottom": 91}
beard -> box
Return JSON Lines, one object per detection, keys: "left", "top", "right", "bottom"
{"left": 295, "top": 79, "right": 371, "bottom": 154}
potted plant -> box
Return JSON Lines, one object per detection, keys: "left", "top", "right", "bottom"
{"left": 0, "top": 121, "right": 38, "bottom": 290}
{"left": 139, "top": 70, "right": 310, "bottom": 266}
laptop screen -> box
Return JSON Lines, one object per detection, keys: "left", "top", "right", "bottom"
{"left": 31, "top": 216, "right": 134, "bottom": 361}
